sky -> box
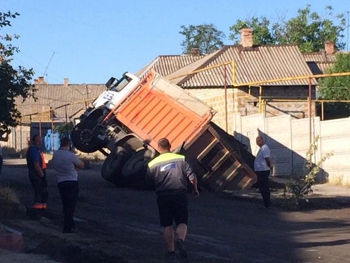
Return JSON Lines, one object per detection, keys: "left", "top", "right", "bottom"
{"left": 2, "top": 0, "right": 349, "bottom": 84}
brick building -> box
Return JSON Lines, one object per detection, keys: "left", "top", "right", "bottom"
{"left": 8, "top": 78, "right": 107, "bottom": 151}
{"left": 8, "top": 29, "right": 337, "bottom": 150}
{"left": 142, "top": 29, "right": 336, "bottom": 134}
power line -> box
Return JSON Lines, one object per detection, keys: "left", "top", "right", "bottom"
{"left": 43, "top": 51, "right": 56, "bottom": 80}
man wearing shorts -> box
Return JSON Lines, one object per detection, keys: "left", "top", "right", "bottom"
{"left": 146, "top": 138, "right": 199, "bottom": 259}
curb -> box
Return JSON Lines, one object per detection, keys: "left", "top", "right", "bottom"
{"left": 0, "top": 223, "right": 24, "bottom": 252}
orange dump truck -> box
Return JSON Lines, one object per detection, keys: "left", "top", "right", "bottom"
{"left": 71, "top": 69, "right": 256, "bottom": 191}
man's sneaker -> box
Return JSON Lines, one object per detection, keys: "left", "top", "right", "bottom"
{"left": 175, "top": 239, "right": 187, "bottom": 259}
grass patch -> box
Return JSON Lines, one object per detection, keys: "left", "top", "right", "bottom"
{"left": 0, "top": 185, "right": 21, "bottom": 219}
{"left": 0, "top": 185, "right": 20, "bottom": 204}
{"left": 327, "top": 175, "right": 350, "bottom": 187}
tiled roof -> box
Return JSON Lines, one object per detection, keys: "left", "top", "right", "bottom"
{"left": 167, "top": 45, "right": 316, "bottom": 87}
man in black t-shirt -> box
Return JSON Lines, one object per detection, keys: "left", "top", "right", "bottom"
{"left": 146, "top": 138, "right": 199, "bottom": 259}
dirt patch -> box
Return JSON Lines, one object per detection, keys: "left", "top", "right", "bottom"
{"left": 0, "top": 201, "right": 127, "bottom": 263}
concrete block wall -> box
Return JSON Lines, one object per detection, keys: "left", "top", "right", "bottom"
{"left": 1, "top": 125, "right": 30, "bottom": 154}
{"left": 233, "top": 113, "right": 350, "bottom": 185}
{"left": 319, "top": 118, "right": 350, "bottom": 185}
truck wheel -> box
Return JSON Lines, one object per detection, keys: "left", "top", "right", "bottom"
{"left": 121, "top": 149, "right": 153, "bottom": 189}
{"left": 101, "top": 147, "right": 129, "bottom": 186}
{"left": 71, "top": 120, "right": 105, "bottom": 153}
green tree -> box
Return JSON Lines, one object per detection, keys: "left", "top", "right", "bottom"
{"left": 179, "top": 23, "right": 225, "bottom": 55}
{"left": 229, "top": 5, "right": 346, "bottom": 52}
{"left": 229, "top": 16, "right": 275, "bottom": 45}
{"left": 0, "top": 11, "right": 36, "bottom": 141}
{"left": 317, "top": 53, "right": 350, "bottom": 119}
{"left": 318, "top": 53, "right": 350, "bottom": 99}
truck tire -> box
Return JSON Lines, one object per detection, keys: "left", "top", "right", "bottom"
{"left": 121, "top": 149, "right": 153, "bottom": 189}
{"left": 71, "top": 120, "right": 105, "bottom": 153}
{"left": 101, "top": 147, "right": 129, "bottom": 186}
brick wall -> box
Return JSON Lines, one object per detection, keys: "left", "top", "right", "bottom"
{"left": 186, "top": 88, "right": 235, "bottom": 134}
{"left": 186, "top": 85, "right": 316, "bottom": 134}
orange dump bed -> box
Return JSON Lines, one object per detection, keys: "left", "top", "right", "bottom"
{"left": 115, "top": 70, "right": 214, "bottom": 151}
{"left": 114, "top": 70, "right": 256, "bottom": 191}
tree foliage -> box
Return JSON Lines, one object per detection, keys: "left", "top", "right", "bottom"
{"left": 0, "top": 11, "right": 36, "bottom": 141}
{"left": 229, "top": 16, "right": 275, "bottom": 45}
{"left": 229, "top": 5, "right": 346, "bottom": 52}
{"left": 179, "top": 23, "right": 225, "bottom": 55}
{"left": 316, "top": 53, "right": 350, "bottom": 119}
{"left": 318, "top": 53, "right": 350, "bottom": 99}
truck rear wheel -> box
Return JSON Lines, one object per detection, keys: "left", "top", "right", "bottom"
{"left": 121, "top": 149, "right": 154, "bottom": 190}
{"left": 101, "top": 147, "right": 129, "bottom": 186}
{"left": 71, "top": 120, "right": 105, "bottom": 153}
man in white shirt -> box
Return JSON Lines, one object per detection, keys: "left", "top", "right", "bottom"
{"left": 52, "top": 137, "right": 84, "bottom": 233}
{"left": 254, "top": 136, "right": 272, "bottom": 208}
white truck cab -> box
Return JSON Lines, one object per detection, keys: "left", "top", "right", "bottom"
{"left": 91, "top": 72, "right": 140, "bottom": 111}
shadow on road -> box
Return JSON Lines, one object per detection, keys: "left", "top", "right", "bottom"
{"left": 1, "top": 163, "right": 350, "bottom": 262}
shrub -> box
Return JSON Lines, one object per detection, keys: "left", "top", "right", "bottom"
{"left": 283, "top": 135, "right": 333, "bottom": 209}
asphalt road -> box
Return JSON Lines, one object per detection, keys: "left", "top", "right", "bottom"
{"left": 1, "top": 160, "right": 350, "bottom": 262}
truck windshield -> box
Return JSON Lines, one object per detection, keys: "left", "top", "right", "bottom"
{"left": 109, "top": 75, "right": 132, "bottom": 92}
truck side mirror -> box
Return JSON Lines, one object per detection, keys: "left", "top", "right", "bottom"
{"left": 105, "top": 77, "right": 116, "bottom": 89}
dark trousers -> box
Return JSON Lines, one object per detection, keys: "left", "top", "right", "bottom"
{"left": 58, "top": 181, "right": 79, "bottom": 231}
{"left": 256, "top": 170, "right": 271, "bottom": 207}
{"left": 28, "top": 170, "right": 48, "bottom": 206}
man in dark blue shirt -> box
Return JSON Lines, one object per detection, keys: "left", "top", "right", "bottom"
{"left": 26, "top": 135, "right": 48, "bottom": 218}
{"left": 146, "top": 138, "right": 199, "bottom": 260}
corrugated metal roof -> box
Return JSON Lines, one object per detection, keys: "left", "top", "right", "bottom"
{"left": 315, "top": 62, "right": 334, "bottom": 73}
{"left": 303, "top": 51, "right": 336, "bottom": 74}
{"left": 307, "top": 61, "right": 334, "bottom": 74}
{"left": 166, "top": 50, "right": 221, "bottom": 84}
{"left": 303, "top": 52, "right": 336, "bottom": 62}
{"left": 167, "top": 45, "right": 316, "bottom": 87}
{"left": 17, "top": 84, "right": 106, "bottom": 121}
{"left": 136, "top": 55, "right": 204, "bottom": 78}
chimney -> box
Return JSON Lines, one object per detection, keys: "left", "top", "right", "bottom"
{"left": 38, "top": 76, "right": 44, "bottom": 84}
{"left": 63, "top": 78, "right": 69, "bottom": 86}
{"left": 325, "top": 41, "right": 334, "bottom": 55}
{"left": 190, "top": 47, "right": 201, "bottom": 56}
{"left": 34, "top": 79, "right": 38, "bottom": 85}
{"left": 240, "top": 28, "right": 253, "bottom": 48}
